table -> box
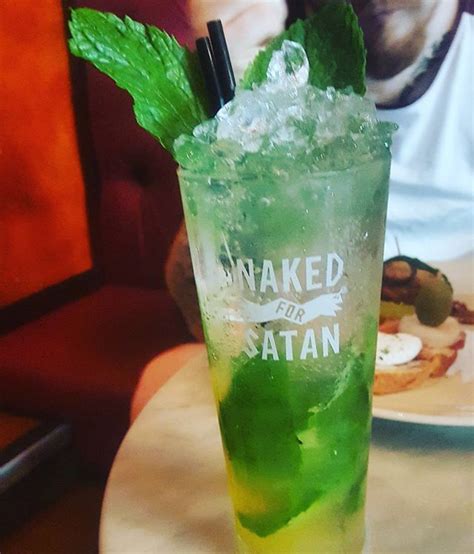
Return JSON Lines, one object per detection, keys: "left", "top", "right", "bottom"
{"left": 100, "top": 346, "right": 474, "bottom": 553}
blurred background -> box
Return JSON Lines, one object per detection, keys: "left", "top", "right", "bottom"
{"left": 1, "top": 1, "right": 192, "bottom": 552}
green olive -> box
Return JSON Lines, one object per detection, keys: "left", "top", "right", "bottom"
{"left": 415, "top": 278, "right": 453, "bottom": 327}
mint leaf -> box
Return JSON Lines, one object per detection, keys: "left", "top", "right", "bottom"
{"left": 242, "top": 2, "right": 366, "bottom": 95}
{"left": 304, "top": 2, "right": 366, "bottom": 94}
{"left": 218, "top": 348, "right": 372, "bottom": 537}
{"left": 219, "top": 356, "right": 302, "bottom": 480}
{"left": 69, "top": 8, "right": 207, "bottom": 152}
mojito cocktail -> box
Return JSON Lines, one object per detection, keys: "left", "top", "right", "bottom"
{"left": 69, "top": 7, "right": 395, "bottom": 552}
{"left": 175, "top": 42, "right": 393, "bottom": 553}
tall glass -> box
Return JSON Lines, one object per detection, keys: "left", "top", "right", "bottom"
{"left": 178, "top": 153, "right": 390, "bottom": 553}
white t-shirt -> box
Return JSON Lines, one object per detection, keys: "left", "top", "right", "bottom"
{"left": 380, "top": 12, "right": 474, "bottom": 261}
{"left": 189, "top": 2, "right": 473, "bottom": 262}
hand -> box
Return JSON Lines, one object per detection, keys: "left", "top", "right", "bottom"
{"left": 189, "top": 0, "right": 287, "bottom": 78}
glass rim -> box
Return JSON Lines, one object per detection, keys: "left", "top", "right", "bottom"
{"left": 177, "top": 153, "right": 391, "bottom": 182}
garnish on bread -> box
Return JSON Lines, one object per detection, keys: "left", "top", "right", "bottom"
{"left": 381, "top": 256, "right": 473, "bottom": 326}
{"left": 374, "top": 330, "right": 430, "bottom": 394}
{"left": 374, "top": 317, "right": 464, "bottom": 394}
{"left": 375, "top": 256, "right": 467, "bottom": 395}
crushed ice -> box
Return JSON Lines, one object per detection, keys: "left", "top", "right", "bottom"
{"left": 215, "top": 41, "right": 312, "bottom": 152}
{"left": 175, "top": 41, "right": 396, "bottom": 173}
{"left": 266, "top": 40, "right": 309, "bottom": 90}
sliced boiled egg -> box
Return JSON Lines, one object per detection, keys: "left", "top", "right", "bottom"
{"left": 376, "top": 332, "right": 423, "bottom": 368}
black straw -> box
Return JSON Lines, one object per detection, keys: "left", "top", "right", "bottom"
{"left": 196, "top": 37, "right": 225, "bottom": 117}
{"left": 207, "top": 20, "right": 236, "bottom": 103}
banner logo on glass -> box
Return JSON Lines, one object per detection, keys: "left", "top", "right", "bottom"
{"left": 220, "top": 253, "right": 347, "bottom": 361}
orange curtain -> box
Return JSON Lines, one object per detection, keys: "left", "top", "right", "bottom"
{"left": 0, "top": 0, "right": 92, "bottom": 307}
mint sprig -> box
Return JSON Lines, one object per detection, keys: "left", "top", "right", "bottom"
{"left": 69, "top": 8, "right": 208, "bottom": 152}
{"left": 68, "top": 4, "right": 367, "bottom": 155}
{"left": 242, "top": 2, "right": 366, "bottom": 95}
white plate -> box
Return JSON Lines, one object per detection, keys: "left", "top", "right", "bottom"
{"left": 373, "top": 329, "right": 474, "bottom": 427}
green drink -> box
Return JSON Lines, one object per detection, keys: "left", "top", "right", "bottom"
{"left": 67, "top": 8, "right": 394, "bottom": 551}
{"left": 176, "top": 42, "right": 393, "bottom": 553}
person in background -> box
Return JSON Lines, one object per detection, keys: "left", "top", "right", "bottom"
{"left": 167, "top": 0, "right": 473, "bottom": 339}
